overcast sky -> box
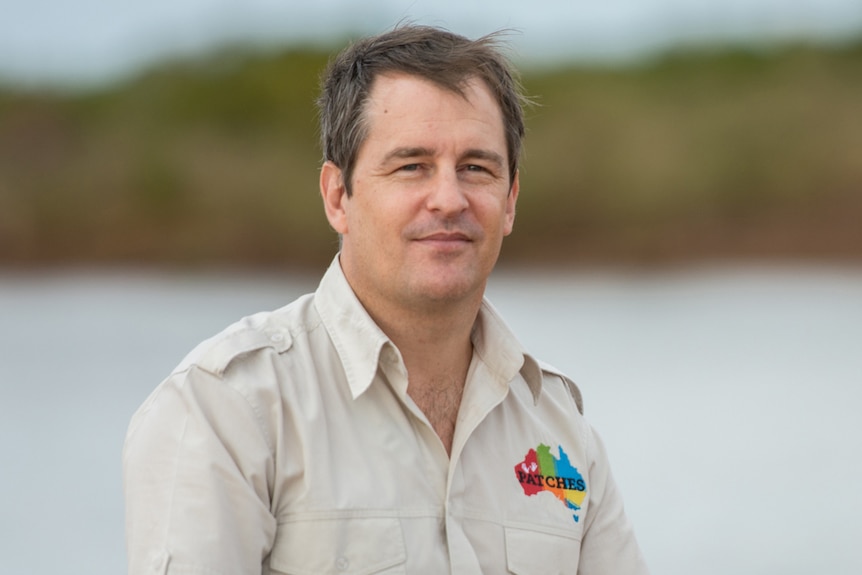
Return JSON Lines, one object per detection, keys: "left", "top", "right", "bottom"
{"left": 2, "top": 0, "right": 862, "bottom": 88}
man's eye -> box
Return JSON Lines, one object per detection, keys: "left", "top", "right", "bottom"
{"left": 400, "top": 164, "right": 421, "bottom": 172}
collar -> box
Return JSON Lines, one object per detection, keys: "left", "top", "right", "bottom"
{"left": 314, "top": 255, "right": 544, "bottom": 403}
{"left": 472, "top": 298, "right": 544, "bottom": 404}
{"left": 313, "top": 256, "right": 393, "bottom": 399}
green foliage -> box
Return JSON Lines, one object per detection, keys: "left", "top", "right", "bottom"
{"left": 511, "top": 41, "right": 862, "bottom": 263}
{"left": 1, "top": 40, "right": 861, "bottom": 267}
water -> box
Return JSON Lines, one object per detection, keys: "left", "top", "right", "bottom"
{"left": 1, "top": 263, "right": 861, "bottom": 574}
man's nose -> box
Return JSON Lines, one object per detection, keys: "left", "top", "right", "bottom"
{"left": 425, "top": 169, "right": 469, "bottom": 214}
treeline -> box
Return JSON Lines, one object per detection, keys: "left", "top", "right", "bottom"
{"left": 1, "top": 40, "right": 861, "bottom": 269}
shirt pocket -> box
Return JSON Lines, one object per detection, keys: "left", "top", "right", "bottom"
{"left": 268, "top": 517, "right": 407, "bottom": 575}
{"left": 505, "top": 525, "right": 581, "bottom": 575}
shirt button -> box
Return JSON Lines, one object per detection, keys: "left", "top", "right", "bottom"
{"left": 269, "top": 332, "right": 284, "bottom": 343}
{"left": 335, "top": 556, "right": 349, "bottom": 571}
{"left": 151, "top": 551, "right": 166, "bottom": 571}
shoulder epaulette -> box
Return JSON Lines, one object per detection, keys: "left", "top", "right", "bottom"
{"left": 173, "top": 312, "right": 293, "bottom": 377}
{"left": 537, "top": 360, "right": 584, "bottom": 415}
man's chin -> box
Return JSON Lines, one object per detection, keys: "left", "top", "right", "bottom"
{"left": 406, "top": 271, "right": 484, "bottom": 306}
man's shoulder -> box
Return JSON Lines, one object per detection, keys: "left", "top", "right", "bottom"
{"left": 172, "top": 292, "right": 318, "bottom": 378}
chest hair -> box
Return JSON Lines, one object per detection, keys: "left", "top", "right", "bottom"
{"left": 408, "top": 377, "right": 466, "bottom": 455}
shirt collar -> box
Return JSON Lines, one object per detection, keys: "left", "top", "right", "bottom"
{"left": 314, "top": 256, "right": 393, "bottom": 399}
{"left": 314, "top": 255, "right": 543, "bottom": 403}
{"left": 472, "top": 299, "right": 544, "bottom": 404}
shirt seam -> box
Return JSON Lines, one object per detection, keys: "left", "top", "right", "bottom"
{"left": 225, "top": 369, "right": 276, "bottom": 456}
{"left": 454, "top": 508, "right": 584, "bottom": 540}
{"left": 189, "top": 364, "right": 277, "bottom": 457}
{"left": 279, "top": 305, "right": 323, "bottom": 342}
{"left": 165, "top": 560, "right": 230, "bottom": 575}
{"left": 276, "top": 506, "right": 443, "bottom": 523}
{"left": 164, "top": 413, "right": 189, "bottom": 554}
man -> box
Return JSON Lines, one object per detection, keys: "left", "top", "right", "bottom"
{"left": 123, "top": 25, "right": 649, "bottom": 574}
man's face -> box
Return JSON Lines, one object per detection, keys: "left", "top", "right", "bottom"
{"left": 321, "top": 72, "right": 518, "bottom": 317}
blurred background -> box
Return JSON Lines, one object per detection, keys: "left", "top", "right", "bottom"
{"left": 1, "top": 1, "right": 861, "bottom": 574}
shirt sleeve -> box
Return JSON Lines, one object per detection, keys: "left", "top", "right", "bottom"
{"left": 578, "top": 424, "right": 650, "bottom": 575}
{"left": 122, "top": 365, "right": 277, "bottom": 575}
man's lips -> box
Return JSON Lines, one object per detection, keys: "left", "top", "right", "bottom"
{"left": 417, "top": 231, "right": 472, "bottom": 242}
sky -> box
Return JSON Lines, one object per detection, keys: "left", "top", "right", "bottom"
{"left": 2, "top": 0, "right": 862, "bottom": 88}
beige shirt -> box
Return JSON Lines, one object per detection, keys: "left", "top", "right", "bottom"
{"left": 123, "top": 257, "right": 649, "bottom": 575}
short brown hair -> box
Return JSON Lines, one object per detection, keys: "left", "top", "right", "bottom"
{"left": 317, "top": 24, "right": 528, "bottom": 195}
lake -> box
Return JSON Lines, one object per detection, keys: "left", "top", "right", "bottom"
{"left": 1, "top": 263, "right": 860, "bottom": 574}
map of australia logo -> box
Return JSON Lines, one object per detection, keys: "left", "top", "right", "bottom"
{"left": 514, "top": 444, "right": 587, "bottom": 523}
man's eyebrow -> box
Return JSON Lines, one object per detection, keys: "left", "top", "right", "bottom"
{"left": 461, "top": 149, "right": 505, "bottom": 168}
{"left": 381, "top": 147, "right": 435, "bottom": 164}
{"left": 380, "top": 147, "right": 505, "bottom": 168}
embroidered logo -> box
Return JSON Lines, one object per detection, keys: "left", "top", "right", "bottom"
{"left": 514, "top": 443, "right": 587, "bottom": 523}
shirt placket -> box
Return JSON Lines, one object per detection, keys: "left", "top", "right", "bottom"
{"left": 376, "top": 345, "right": 455, "bottom": 569}
{"left": 444, "top": 358, "right": 512, "bottom": 574}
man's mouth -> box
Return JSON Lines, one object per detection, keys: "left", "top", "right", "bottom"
{"left": 419, "top": 231, "right": 472, "bottom": 242}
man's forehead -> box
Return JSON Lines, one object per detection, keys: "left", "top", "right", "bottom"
{"left": 366, "top": 72, "right": 493, "bottom": 108}
{"left": 357, "top": 72, "right": 508, "bottom": 163}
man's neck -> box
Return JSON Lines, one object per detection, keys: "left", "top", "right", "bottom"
{"left": 371, "top": 298, "right": 481, "bottom": 455}
{"left": 375, "top": 298, "right": 478, "bottom": 386}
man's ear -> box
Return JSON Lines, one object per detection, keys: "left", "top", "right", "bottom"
{"left": 320, "top": 161, "right": 349, "bottom": 234}
{"left": 503, "top": 170, "right": 519, "bottom": 236}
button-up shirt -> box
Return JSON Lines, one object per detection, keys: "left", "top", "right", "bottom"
{"left": 123, "top": 257, "right": 649, "bottom": 574}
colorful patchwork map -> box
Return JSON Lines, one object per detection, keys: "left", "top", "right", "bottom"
{"left": 514, "top": 443, "right": 587, "bottom": 523}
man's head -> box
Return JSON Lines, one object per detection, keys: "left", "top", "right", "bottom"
{"left": 318, "top": 25, "right": 526, "bottom": 320}
{"left": 317, "top": 25, "right": 527, "bottom": 195}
